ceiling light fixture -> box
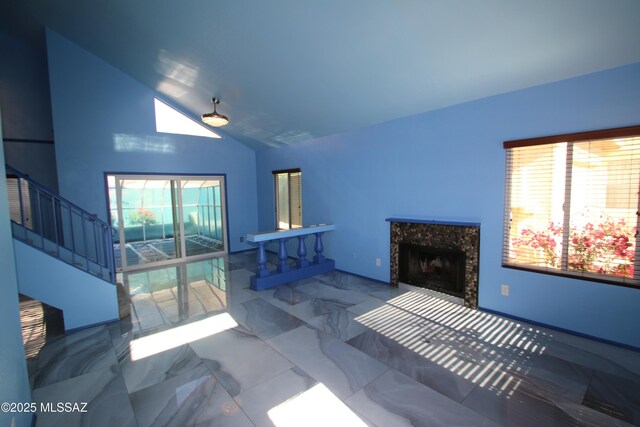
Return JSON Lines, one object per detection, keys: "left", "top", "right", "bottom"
{"left": 201, "top": 97, "right": 229, "bottom": 127}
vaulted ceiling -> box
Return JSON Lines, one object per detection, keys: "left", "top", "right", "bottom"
{"left": 2, "top": 0, "right": 640, "bottom": 150}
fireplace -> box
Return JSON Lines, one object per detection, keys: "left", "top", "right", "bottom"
{"left": 399, "top": 243, "right": 466, "bottom": 298}
{"left": 388, "top": 218, "right": 480, "bottom": 309}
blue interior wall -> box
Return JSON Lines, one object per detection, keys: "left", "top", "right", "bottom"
{"left": 0, "top": 30, "right": 58, "bottom": 190}
{"left": 46, "top": 30, "right": 257, "bottom": 252}
{"left": 256, "top": 62, "right": 640, "bottom": 348}
{"left": 14, "top": 240, "right": 119, "bottom": 331}
{"left": 4, "top": 142, "right": 58, "bottom": 191}
{"left": 0, "top": 108, "right": 32, "bottom": 427}
{"left": 0, "top": 31, "right": 53, "bottom": 141}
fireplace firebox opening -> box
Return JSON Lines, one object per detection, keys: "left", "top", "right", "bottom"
{"left": 399, "top": 243, "right": 466, "bottom": 298}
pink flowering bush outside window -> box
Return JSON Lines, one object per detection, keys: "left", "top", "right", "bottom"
{"left": 512, "top": 219, "right": 636, "bottom": 279}
{"left": 129, "top": 208, "right": 157, "bottom": 226}
{"left": 512, "top": 222, "right": 563, "bottom": 268}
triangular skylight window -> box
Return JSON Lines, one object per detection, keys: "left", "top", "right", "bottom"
{"left": 154, "top": 98, "right": 221, "bottom": 139}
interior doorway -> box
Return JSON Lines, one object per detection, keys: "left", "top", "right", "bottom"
{"left": 107, "top": 174, "right": 227, "bottom": 272}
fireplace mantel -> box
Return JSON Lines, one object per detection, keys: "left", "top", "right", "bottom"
{"left": 385, "top": 217, "right": 481, "bottom": 227}
{"left": 388, "top": 218, "right": 480, "bottom": 309}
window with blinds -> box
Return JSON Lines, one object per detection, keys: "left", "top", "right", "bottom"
{"left": 503, "top": 126, "right": 640, "bottom": 287}
{"left": 273, "top": 169, "right": 302, "bottom": 230}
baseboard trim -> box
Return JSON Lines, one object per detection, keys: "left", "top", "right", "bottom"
{"left": 65, "top": 317, "right": 119, "bottom": 334}
{"left": 479, "top": 307, "right": 640, "bottom": 352}
{"left": 228, "top": 248, "right": 256, "bottom": 255}
{"left": 334, "top": 268, "right": 390, "bottom": 286}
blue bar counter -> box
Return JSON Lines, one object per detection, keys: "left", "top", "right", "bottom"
{"left": 246, "top": 224, "right": 336, "bottom": 291}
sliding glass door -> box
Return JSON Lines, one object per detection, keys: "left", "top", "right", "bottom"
{"left": 108, "top": 175, "right": 227, "bottom": 271}
{"left": 181, "top": 179, "right": 225, "bottom": 258}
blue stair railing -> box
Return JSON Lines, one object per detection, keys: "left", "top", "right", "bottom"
{"left": 6, "top": 165, "right": 116, "bottom": 284}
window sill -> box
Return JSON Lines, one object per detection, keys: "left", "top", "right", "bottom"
{"left": 502, "top": 263, "right": 640, "bottom": 289}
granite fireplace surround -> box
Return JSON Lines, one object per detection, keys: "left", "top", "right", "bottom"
{"left": 388, "top": 218, "right": 480, "bottom": 309}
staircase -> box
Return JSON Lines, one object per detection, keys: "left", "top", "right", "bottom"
{"left": 6, "top": 165, "right": 119, "bottom": 330}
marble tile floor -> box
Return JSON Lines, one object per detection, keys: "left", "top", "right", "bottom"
{"left": 25, "top": 251, "right": 640, "bottom": 426}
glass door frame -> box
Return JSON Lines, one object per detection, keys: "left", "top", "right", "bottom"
{"left": 106, "top": 173, "right": 229, "bottom": 273}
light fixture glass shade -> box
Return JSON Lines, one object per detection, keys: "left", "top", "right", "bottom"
{"left": 202, "top": 98, "right": 229, "bottom": 127}
{"left": 201, "top": 113, "right": 229, "bottom": 127}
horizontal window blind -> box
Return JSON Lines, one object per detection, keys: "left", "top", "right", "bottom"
{"left": 503, "top": 126, "right": 640, "bottom": 287}
{"left": 504, "top": 143, "right": 567, "bottom": 270}
{"left": 274, "top": 173, "right": 289, "bottom": 229}
{"left": 288, "top": 171, "right": 302, "bottom": 228}
{"left": 273, "top": 169, "right": 302, "bottom": 230}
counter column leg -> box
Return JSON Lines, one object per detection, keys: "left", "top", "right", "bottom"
{"left": 256, "top": 241, "right": 270, "bottom": 277}
{"left": 278, "top": 238, "right": 290, "bottom": 272}
{"left": 313, "top": 232, "right": 325, "bottom": 264}
{"left": 297, "top": 236, "right": 309, "bottom": 267}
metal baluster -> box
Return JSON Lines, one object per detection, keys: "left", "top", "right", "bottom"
{"left": 99, "top": 224, "right": 107, "bottom": 280}
{"left": 17, "top": 177, "right": 25, "bottom": 226}
{"left": 106, "top": 223, "right": 116, "bottom": 283}
{"left": 81, "top": 212, "right": 90, "bottom": 271}
{"left": 100, "top": 224, "right": 107, "bottom": 268}
{"left": 100, "top": 223, "right": 106, "bottom": 268}
{"left": 68, "top": 204, "right": 76, "bottom": 267}
{"left": 52, "top": 197, "right": 60, "bottom": 257}
{"left": 36, "top": 188, "right": 44, "bottom": 249}
{"left": 16, "top": 177, "right": 27, "bottom": 240}
{"left": 92, "top": 215, "right": 99, "bottom": 263}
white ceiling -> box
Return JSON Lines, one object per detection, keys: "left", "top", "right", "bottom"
{"left": 2, "top": 0, "right": 640, "bottom": 150}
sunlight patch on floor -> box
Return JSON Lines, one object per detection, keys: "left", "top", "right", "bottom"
{"left": 268, "top": 383, "right": 367, "bottom": 427}
{"left": 129, "top": 312, "right": 237, "bottom": 360}
{"left": 353, "top": 291, "right": 546, "bottom": 396}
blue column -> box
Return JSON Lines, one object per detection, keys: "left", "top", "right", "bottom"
{"left": 256, "top": 241, "right": 270, "bottom": 277}
{"left": 297, "top": 236, "right": 309, "bottom": 268}
{"left": 278, "top": 238, "right": 290, "bottom": 272}
{"left": 313, "top": 232, "right": 325, "bottom": 264}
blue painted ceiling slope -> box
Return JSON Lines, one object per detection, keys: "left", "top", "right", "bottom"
{"left": 1, "top": 1, "right": 640, "bottom": 150}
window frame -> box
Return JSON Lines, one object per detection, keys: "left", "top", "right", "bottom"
{"left": 272, "top": 168, "right": 302, "bottom": 230}
{"left": 502, "top": 125, "right": 640, "bottom": 289}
